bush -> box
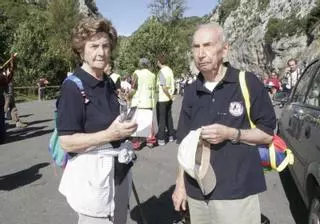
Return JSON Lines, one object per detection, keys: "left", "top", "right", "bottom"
{"left": 265, "top": 15, "right": 304, "bottom": 43}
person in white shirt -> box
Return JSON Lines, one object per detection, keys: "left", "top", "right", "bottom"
{"left": 156, "top": 54, "right": 175, "bottom": 146}
{"left": 284, "top": 58, "right": 301, "bottom": 91}
{"left": 104, "top": 61, "right": 121, "bottom": 91}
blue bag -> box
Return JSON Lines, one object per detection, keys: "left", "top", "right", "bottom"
{"left": 48, "top": 75, "right": 89, "bottom": 168}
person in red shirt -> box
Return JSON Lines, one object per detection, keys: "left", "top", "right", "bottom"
{"left": 266, "top": 71, "right": 281, "bottom": 91}
{"left": 266, "top": 71, "right": 282, "bottom": 100}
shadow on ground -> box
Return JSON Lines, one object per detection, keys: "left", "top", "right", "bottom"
{"left": 0, "top": 162, "right": 49, "bottom": 191}
{"left": 3, "top": 126, "right": 53, "bottom": 144}
{"left": 26, "top": 119, "right": 53, "bottom": 126}
{"left": 19, "top": 113, "right": 34, "bottom": 118}
{"left": 279, "top": 168, "right": 309, "bottom": 224}
{"left": 5, "top": 123, "right": 16, "bottom": 130}
{"left": 130, "top": 185, "right": 182, "bottom": 224}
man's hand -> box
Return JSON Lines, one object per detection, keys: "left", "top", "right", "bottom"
{"left": 172, "top": 183, "right": 187, "bottom": 212}
{"left": 285, "top": 67, "right": 291, "bottom": 74}
{"left": 161, "top": 85, "right": 172, "bottom": 101}
{"left": 201, "top": 123, "right": 234, "bottom": 144}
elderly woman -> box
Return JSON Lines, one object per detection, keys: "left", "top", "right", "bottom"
{"left": 57, "top": 17, "right": 137, "bottom": 224}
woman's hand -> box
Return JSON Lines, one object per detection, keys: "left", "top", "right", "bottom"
{"left": 106, "top": 116, "right": 138, "bottom": 141}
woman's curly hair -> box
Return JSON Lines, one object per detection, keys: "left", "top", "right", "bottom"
{"left": 71, "top": 17, "right": 117, "bottom": 60}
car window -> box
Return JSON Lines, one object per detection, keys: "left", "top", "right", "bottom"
{"left": 292, "top": 61, "right": 319, "bottom": 103}
{"left": 306, "top": 69, "right": 320, "bottom": 107}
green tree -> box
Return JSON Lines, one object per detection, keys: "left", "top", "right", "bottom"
{"left": 10, "top": 11, "right": 51, "bottom": 86}
{"left": 115, "top": 36, "right": 137, "bottom": 74}
{"left": 0, "top": 0, "right": 31, "bottom": 61}
{"left": 116, "top": 0, "right": 192, "bottom": 76}
{"left": 0, "top": 9, "right": 11, "bottom": 62}
{"left": 115, "top": 0, "right": 203, "bottom": 78}
{"left": 116, "top": 17, "right": 171, "bottom": 74}
{"left": 7, "top": 0, "right": 82, "bottom": 86}
{"left": 148, "top": 0, "right": 187, "bottom": 24}
{"left": 46, "top": 0, "right": 80, "bottom": 72}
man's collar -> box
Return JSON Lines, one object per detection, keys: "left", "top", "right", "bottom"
{"left": 195, "top": 62, "right": 239, "bottom": 92}
{"left": 74, "top": 67, "right": 105, "bottom": 88}
{"left": 222, "top": 65, "right": 239, "bottom": 83}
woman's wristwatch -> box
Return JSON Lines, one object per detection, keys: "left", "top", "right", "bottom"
{"left": 231, "top": 129, "right": 241, "bottom": 144}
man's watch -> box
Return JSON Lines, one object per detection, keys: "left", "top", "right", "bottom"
{"left": 231, "top": 129, "right": 241, "bottom": 144}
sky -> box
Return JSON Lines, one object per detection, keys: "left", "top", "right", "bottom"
{"left": 96, "top": 0, "right": 218, "bottom": 36}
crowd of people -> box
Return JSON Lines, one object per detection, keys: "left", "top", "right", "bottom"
{"left": 261, "top": 58, "right": 302, "bottom": 101}
{"left": 0, "top": 14, "right": 306, "bottom": 224}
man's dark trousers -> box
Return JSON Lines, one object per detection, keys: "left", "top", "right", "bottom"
{"left": 0, "top": 95, "right": 5, "bottom": 144}
{"left": 156, "top": 100, "right": 174, "bottom": 141}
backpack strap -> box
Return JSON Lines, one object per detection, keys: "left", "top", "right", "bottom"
{"left": 239, "top": 71, "right": 256, "bottom": 129}
{"left": 64, "top": 74, "right": 90, "bottom": 104}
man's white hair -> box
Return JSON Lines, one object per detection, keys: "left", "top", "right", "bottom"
{"left": 195, "top": 23, "right": 228, "bottom": 44}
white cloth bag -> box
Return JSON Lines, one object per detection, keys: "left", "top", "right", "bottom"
{"left": 131, "top": 108, "right": 153, "bottom": 137}
{"left": 59, "top": 151, "right": 115, "bottom": 218}
{"left": 59, "top": 143, "right": 135, "bottom": 218}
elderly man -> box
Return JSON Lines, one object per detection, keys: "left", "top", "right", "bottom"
{"left": 172, "top": 23, "right": 276, "bottom": 224}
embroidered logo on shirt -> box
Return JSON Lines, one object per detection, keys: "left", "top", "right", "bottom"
{"left": 229, "top": 102, "right": 244, "bottom": 117}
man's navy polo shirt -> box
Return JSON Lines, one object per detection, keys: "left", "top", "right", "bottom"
{"left": 57, "top": 67, "right": 120, "bottom": 137}
{"left": 176, "top": 64, "right": 276, "bottom": 200}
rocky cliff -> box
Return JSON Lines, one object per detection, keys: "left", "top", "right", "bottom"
{"left": 210, "top": 0, "right": 320, "bottom": 75}
{"left": 78, "top": 0, "right": 98, "bottom": 16}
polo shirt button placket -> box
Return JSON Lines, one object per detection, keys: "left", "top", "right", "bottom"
{"left": 210, "top": 91, "right": 215, "bottom": 103}
{"left": 210, "top": 95, "right": 215, "bottom": 115}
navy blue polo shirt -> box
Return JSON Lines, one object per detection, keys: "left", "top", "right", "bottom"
{"left": 57, "top": 67, "right": 120, "bottom": 138}
{"left": 176, "top": 64, "right": 276, "bottom": 200}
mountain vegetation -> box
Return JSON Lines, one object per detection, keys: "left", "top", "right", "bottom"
{"left": 0, "top": 0, "right": 80, "bottom": 87}
{"left": 0, "top": 0, "right": 210, "bottom": 89}
{"left": 115, "top": 15, "right": 205, "bottom": 76}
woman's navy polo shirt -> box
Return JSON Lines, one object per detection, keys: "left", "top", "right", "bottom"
{"left": 176, "top": 65, "right": 276, "bottom": 200}
{"left": 57, "top": 67, "right": 120, "bottom": 137}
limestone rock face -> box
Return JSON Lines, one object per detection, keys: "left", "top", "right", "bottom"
{"left": 210, "top": 0, "right": 319, "bottom": 75}
{"left": 78, "top": 0, "right": 98, "bottom": 16}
